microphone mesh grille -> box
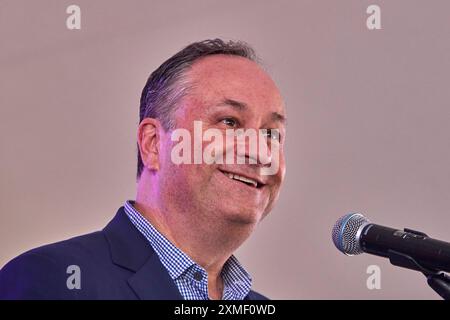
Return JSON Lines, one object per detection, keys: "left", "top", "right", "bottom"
{"left": 332, "top": 213, "right": 369, "bottom": 255}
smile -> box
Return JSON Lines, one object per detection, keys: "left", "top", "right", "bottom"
{"left": 219, "top": 170, "right": 264, "bottom": 189}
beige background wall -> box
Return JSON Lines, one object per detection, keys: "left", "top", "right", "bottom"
{"left": 1, "top": 0, "right": 450, "bottom": 299}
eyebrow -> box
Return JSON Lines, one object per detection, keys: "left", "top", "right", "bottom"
{"left": 216, "top": 98, "right": 287, "bottom": 125}
{"left": 272, "top": 112, "right": 286, "bottom": 125}
{"left": 217, "top": 98, "right": 248, "bottom": 111}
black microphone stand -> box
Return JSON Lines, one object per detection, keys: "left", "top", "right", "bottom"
{"left": 426, "top": 272, "right": 450, "bottom": 300}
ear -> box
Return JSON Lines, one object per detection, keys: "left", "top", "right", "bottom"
{"left": 137, "top": 118, "right": 162, "bottom": 172}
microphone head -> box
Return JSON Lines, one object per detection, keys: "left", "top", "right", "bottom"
{"left": 332, "top": 213, "right": 370, "bottom": 255}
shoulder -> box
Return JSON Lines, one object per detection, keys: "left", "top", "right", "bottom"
{"left": 246, "top": 289, "right": 270, "bottom": 300}
{"left": 0, "top": 231, "right": 109, "bottom": 299}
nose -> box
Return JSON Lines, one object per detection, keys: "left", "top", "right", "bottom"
{"left": 233, "top": 128, "right": 273, "bottom": 167}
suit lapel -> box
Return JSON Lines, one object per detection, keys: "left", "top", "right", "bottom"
{"left": 103, "top": 206, "right": 183, "bottom": 300}
{"left": 128, "top": 252, "right": 183, "bottom": 300}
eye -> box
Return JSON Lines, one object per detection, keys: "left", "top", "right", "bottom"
{"left": 264, "top": 129, "right": 281, "bottom": 142}
{"left": 221, "top": 117, "right": 238, "bottom": 127}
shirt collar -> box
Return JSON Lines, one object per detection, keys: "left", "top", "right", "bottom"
{"left": 123, "top": 200, "right": 252, "bottom": 298}
{"left": 124, "top": 200, "right": 194, "bottom": 279}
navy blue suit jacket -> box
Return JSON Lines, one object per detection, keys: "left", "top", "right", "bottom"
{"left": 0, "top": 206, "right": 268, "bottom": 300}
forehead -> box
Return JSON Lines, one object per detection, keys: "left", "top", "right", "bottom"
{"left": 184, "top": 55, "right": 285, "bottom": 115}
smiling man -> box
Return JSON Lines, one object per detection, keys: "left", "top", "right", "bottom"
{"left": 0, "top": 39, "right": 286, "bottom": 300}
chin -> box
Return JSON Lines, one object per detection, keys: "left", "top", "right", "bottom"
{"left": 223, "top": 208, "right": 264, "bottom": 225}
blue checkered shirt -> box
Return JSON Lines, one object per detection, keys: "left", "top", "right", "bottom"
{"left": 124, "top": 200, "right": 252, "bottom": 300}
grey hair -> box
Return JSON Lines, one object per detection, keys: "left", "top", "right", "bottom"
{"left": 137, "top": 38, "right": 259, "bottom": 180}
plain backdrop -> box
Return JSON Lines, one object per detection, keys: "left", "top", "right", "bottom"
{"left": 1, "top": 0, "right": 450, "bottom": 299}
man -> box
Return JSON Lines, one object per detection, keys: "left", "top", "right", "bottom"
{"left": 0, "top": 39, "right": 286, "bottom": 300}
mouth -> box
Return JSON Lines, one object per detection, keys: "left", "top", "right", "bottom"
{"left": 219, "top": 170, "right": 265, "bottom": 189}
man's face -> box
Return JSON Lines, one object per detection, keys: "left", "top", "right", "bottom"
{"left": 159, "top": 55, "right": 286, "bottom": 226}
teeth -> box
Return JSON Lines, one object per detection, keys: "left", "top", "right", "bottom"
{"left": 226, "top": 173, "right": 258, "bottom": 188}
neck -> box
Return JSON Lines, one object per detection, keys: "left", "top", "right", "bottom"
{"left": 133, "top": 197, "right": 255, "bottom": 270}
{"left": 135, "top": 182, "right": 256, "bottom": 299}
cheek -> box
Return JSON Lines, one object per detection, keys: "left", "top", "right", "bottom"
{"left": 271, "top": 152, "right": 286, "bottom": 186}
{"left": 163, "top": 162, "right": 216, "bottom": 192}
{"left": 278, "top": 152, "right": 287, "bottom": 181}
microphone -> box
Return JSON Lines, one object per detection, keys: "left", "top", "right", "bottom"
{"left": 331, "top": 213, "right": 450, "bottom": 273}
